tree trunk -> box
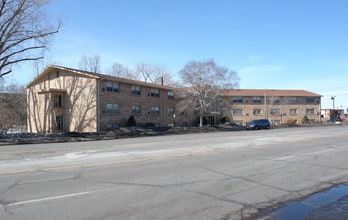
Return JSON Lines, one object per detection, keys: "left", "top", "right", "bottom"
{"left": 199, "top": 116, "right": 203, "bottom": 127}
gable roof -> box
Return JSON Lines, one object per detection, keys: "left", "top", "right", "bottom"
{"left": 26, "top": 65, "right": 176, "bottom": 90}
{"left": 223, "top": 89, "right": 321, "bottom": 97}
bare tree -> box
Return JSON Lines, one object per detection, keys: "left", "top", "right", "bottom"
{"left": 0, "top": 81, "right": 26, "bottom": 129}
{"left": 78, "top": 55, "right": 101, "bottom": 73}
{"left": 106, "top": 62, "right": 178, "bottom": 86}
{"left": 178, "top": 59, "right": 239, "bottom": 127}
{"left": 106, "top": 62, "right": 131, "bottom": 78}
{"left": 0, "top": 0, "right": 61, "bottom": 78}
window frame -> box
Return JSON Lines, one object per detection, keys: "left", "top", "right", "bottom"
{"left": 106, "top": 104, "right": 120, "bottom": 114}
{"left": 232, "top": 109, "right": 243, "bottom": 115}
{"left": 131, "top": 85, "right": 141, "bottom": 95}
{"left": 150, "top": 88, "right": 160, "bottom": 97}
{"left": 131, "top": 105, "right": 141, "bottom": 114}
{"left": 151, "top": 106, "right": 160, "bottom": 115}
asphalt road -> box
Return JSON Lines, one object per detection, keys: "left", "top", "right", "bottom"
{"left": 0, "top": 126, "right": 347, "bottom": 220}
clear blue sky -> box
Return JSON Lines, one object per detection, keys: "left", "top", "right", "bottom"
{"left": 8, "top": 0, "right": 348, "bottom": 109}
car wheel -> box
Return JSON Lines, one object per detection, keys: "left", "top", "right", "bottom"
{"left": 255, "top": 126, "right": 259, "bottom": 130}
{"left": 266, "top": 125, "right": 270, "bottom": 129}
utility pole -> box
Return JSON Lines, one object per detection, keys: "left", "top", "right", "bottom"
{"left": 331, "top": 96, "right": 336, "bottom": 109}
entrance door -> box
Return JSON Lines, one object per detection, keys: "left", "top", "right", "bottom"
{"left": 55, "top": 115, "right": 64, "bottom": 131}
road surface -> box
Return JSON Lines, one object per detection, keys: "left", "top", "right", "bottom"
{"left": 0, "top": 126, "right": 347, "bottom": 219}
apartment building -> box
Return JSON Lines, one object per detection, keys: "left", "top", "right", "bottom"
{"left": 26, "top": 65, "right": 322, "bottom": 133}
{"left": 26, "top": 65, "right": 192, "bottom": 133}
{"left": 221, "top": 89, "right": 322, "bottom": 125}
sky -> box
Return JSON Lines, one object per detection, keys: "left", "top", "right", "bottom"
{"left": 6, "top": 0, "right": 348, "bottom": 110}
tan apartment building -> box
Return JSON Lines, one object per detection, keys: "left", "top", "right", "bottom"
{"left": 220, "top": 89, "right": 322, "bottom": 125}
{"left": 26, "top": 65, "right": 192, "bottom": 133}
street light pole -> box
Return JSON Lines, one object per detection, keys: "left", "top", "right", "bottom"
{"left": 331, "top": 96, "right": 336, "bottom": 109}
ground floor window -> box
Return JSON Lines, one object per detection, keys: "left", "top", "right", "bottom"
{"left": 290, "top": 108, "right": 298, "bottom": 116}
{"left": 253, "top": 109, "right": 261, "bottom": 115}
{"left": 306, "top": 108, "right": 315, "bottom": 115}
{"left": 55, "top": 115, "right": 64, "bottom": 131}
{"left": 232, "top": 109, "right": 243, "bottom": 115}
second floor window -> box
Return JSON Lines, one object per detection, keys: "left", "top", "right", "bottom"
{"left": 54, "top": 94, "right": 63, "bottom": 107}
{"left": 131, "top": 86, "right": 141, "bottom": 95}
{"left": 168, "top": 91, "right": 174, "bottom": 99}
{"left": 232, "top": 97, "right": 243, "bottom": 103}
{"left": 306, "top": 97, "right": 315, "bottom": 104}
{"left": 253, "top": 97, "right": 261, "bottom": 104}
{"left": 289, "top": 97, "right": 297, "bottom": 104}
{"left": 106, "top": 82, "right": 119, "bottom": 92}
{"left": 106, "top": 104, "right": 120, "bottom": 114}
{"left": 151, "top": 88, "right": 160, "bottom": 97}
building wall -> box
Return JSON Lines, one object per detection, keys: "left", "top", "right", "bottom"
{"left": 27, "top": 69, "right": 98, "bottom": 133}
{"left": 220, "top": 96, "right": 321, "bottom": 125}
{"left": 98, "top": 79, "right": 192, "bottom": 130}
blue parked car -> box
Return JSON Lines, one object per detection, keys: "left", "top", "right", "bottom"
{"left": 246, "top": 119, "right": 271, "bottom": 130}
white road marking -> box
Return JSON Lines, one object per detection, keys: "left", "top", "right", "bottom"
{"left": 2, "top": 191, "right": 90, "bottom": 207}
{"left": 274, "top": 155, "right": 295, "bottom": 160}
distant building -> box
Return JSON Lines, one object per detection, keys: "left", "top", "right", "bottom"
{"left": 26, "top": 65, "right": 322, "bottom": 133}
{"left": 220, "top": 89, "right": 322, "bottom": 125}
{"left": 321, "top": 109, "right": 345, "bottom": 121}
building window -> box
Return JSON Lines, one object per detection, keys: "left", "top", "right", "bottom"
{"left": 306, "top": 97, "right": 315, "bottom": 104}
{"left": 306, "top": 108, "right": 315, "bottom": 115}
{"left": 168, "top": 91, "right": 174, "bottom": 99}
{"left": 151, "top": 106, "right": 160, "bottom": 115}
{"left": 232, "top": 109, "right": 243, "bottom": 115}
{"left": 253, "top": 109, "right": 262, "bottom": 115}
{"left": 232, "top": 97, "right": 243, "bottom": 103}
{"left": 54, "top": 94, "right": 63, "bottom": 107}
{"left": 131, "top": 86, "right": 141, "bottom": 95}
{"left": 253, "top": 96, "right": 261, "bottom": 104}
{"left": 106, "top": 104, "right": 120, "bottom": 114}
{"left": 106, "top": 82, "right": 119, "bottom": 92}
{"left": 271, "top": 108, "right": 280, "bottom": 115}
{"left": 106, "top": 123, "right": 120, "bottom": 130}
{"left": 168, "top": 107, "right": 174, "bottom": 116}
{"left": 179, "top": 92, "right": 187, "bottom": 100}
{"left": 132, "top": 105, "right": 141, "bottom": 114}
{"left": 272, "top": 99, "right": 280, "bottom": 105}
{"left": 150, "top": 88, "right": 160, "bottom": 97}
{"left": 55, "top": 115, "right": 64, "bottom": 131}
{"left": 289, "top": 97, "right": 297, "bottom": 104}
{"left": 290, "top": 108, "right": 298, "bottom": 116}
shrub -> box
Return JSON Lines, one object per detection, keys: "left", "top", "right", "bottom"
{"left": 126, "top": 116, "right": 136, "bottom": 127}
{"left": 221, "top": 116, "right": 230, "bottom": 124}
{"left": 285, "top": 119, "right": 297, "bottom": 125}
{"left": 302, "top": 115, "right": 309, "bottom": 124}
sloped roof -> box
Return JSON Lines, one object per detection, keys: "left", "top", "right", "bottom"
{"left": 223, "top": 89, "right": 321, "bottom": 97}
{"left": 26, "top": 65, "right": 175, "bottom": 90}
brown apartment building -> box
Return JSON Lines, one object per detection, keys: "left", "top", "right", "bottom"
{"left": 26, "top": 65, "right": 192, "bottom": 133}
{"left": 26, "top": 65, "right": 322, "bottom": 133}
{"left": 220, "top": 89, "right": 322, "bottom": 125}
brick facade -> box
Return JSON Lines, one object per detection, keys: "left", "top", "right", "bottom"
{"left": 27, "top": 66, "right": 322, "bottom": 133}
